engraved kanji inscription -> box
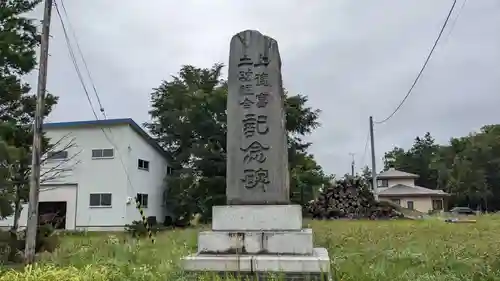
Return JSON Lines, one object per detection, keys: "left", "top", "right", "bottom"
{"left": 239, "top": 84, "right": 254, "bottom": 96}
{"left": 254, "top": 72, "right": 269, "bottom": 86}
{"left": 242, "top": 114, "right": 269, "bottom": 138}
{"left": 241, "top": 168, "right": 270, "bottom": 190}
{"left": 254, "top": 54, "right": 270, "bottom": 67}
{"left": 239, "top": 68, "right": 253, "bottom": 82}
{"left": 256, "top": 92, "right": 270, "bottom": 108}
{"left": 238, "top": 55, "right": 253, "bottom": 67}
{"left": 240, "top": 141, "right": 269, "bottom": 164}
{"left": 240, "top": 97, "right": 254, "bottom": 109}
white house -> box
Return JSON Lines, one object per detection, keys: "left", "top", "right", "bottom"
{"left": 376, "top": 168, "right": 449, "bottom": 213}
{"left": 0, "top": 118, "right": 170, "bottom": 231}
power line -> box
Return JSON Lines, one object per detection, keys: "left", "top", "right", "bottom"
{"left": 57, "top": 0, "right": 107, "bottom": 119}
{"left": 359, "top": 131, "right": 370, "bottom": 166}
{"left": 55, "top": 1, "right": 143, "bottom": 218}
{"left": 56, "top": 2, "right": 130, "bottom": 190}
{"left": 374, "top": 0, "right": 457, "bottom": 125}
{"left": 443, "top": 0, "right": 468, "bottom": 46}
{"left": 55, "top": 2, "right": 154, "bottom": 242}
{"left": 54, "top": 2, "right": 99, "bottom": 120}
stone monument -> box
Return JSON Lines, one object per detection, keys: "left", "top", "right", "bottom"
{"left": 182, "top": 30, "right": 331, "bottom": 280}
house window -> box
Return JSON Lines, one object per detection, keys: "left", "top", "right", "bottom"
{"left": 89, "top": 193, "right": 112, "bottom": 207}
{"left": 391, "top": 199, "right": 401, "bottom": 205}
{"left": 92, "top": 148, "right": 114, "bottom": 159}
{"left": 378, "top": 179, "right": 389, "bottom": 187}
{"left": 47, "top": 150, "right": 68, "bottom": 160}
{"left": 138, "top": 159, "right": 150, "bottom": 171}
{"left": 432, "top": 199, "right": 443, "bottom": 210}
{"left": 407, "top": 201, "right": 414, "bottom": 210}
{"left": 136, "top": 193, "right": 149, "bottom": 208}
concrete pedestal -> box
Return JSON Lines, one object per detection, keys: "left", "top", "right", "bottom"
{"left": 198, "top": 228, "right": 314, "bottom": 255}
{"left": 181, "top": 205, "right": 332, "bottom": 280}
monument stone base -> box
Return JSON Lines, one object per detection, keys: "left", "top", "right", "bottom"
{"left": 181, "top": 205, "right": 332, "bottom": 280}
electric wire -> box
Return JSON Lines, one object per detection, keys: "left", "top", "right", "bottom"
{"left": 359, "top": 131, "right": 370, "bottom": 167}
{"left": 443, "top": 0, "right": 468, "bottom": 46}
{"left": 374, "top": 0, "right": 457, "bottom": 125}
{"left": 56, "top": 1, "right": 133, "bottom": 193}
{"left": 59, "top": 0, "right": 107, "bottom": 119}
{"left": 54, "top": 1, "right": 154, "bottom": 242}
{"left": 54, "top": 1, "right": 99, "bottom": 120}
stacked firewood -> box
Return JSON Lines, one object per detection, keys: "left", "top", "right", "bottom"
{"left": 307, "top": 176, "right": 403, "bottom": 219}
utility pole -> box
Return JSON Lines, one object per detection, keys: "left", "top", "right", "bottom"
{"left": 369, "top": 116, "right": 378, "bottom": 201}
{"left": 349, "top": 153, "right": 355, "bottom": 176}
{"left": 25, "top": 0, "right": 53, "bottom": 264}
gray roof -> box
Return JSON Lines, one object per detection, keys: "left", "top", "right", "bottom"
{"left": 377, "top": 168, "right": 419, "bottom": 179}
{"left": 378, "top": 184, "right": 448, "bottom": 196}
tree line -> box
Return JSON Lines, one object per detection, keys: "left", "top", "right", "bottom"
{"left": 5, "top": 1, "right": 495, "bottom": 234}
{"left": 144, "top": 64, "right": 332, "bottom": 222}
{"left": 0, "top": 1, "right": 331, "bottom": 227}
{"left": 382, "top": 127, "right": 500, "bottom": 211}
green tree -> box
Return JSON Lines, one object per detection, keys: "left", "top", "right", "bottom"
{"left": 382, "top": 126, "right": 500, "bottom": 211}
{"left": 383, "top": 132, "right": 439, "bottom": 188}
{"left": 0, "top": 0, "right": 58, "bottom": 228}
{"left": 290, "top": 153, "right": 331, "bottom": 206}
{"left": 360, "top": 165, "right": 371, "bottom": 179}
{"left": 358, "top": 165, "right": 373, "bottom": 189}
{"left": 383, "top": 147, "right": 411, "bottom": 172}
{"left": 435, "top": 126, "right": 498, "bottom": 210}
{"left": 146, "top": 64, "right": 329, "bottom": 221}
{"left": 0, "top": 136, "right": 20, "bottom": 218}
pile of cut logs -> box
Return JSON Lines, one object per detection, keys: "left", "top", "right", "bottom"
{"left": 307, "top": 176, "right": 403, "bottom": 219}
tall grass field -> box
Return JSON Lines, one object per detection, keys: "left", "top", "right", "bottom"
{"left": 1, "top": 216, "right": 500, "bottom": 281}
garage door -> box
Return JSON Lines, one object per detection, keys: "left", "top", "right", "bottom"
{"left": 38, "top": 184, "right": 78, "bottom": 230}
{"left": 0, "top": 184, "right": 78, "bottom": 230}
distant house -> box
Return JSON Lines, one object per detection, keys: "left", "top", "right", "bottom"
{"left": 376, "top": 168, "right": 448, "bottom": 213}
{"left": 0, "top": 118, "right": 171, "bottom": 231}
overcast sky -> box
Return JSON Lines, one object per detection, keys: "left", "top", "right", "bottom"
{"left": 27, "top": 0, "right": 500, "bottom": 176}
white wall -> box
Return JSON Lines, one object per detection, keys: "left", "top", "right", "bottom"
{"left": 123, "top": 125, "right": 167, "bottom": 225}
{"left": 46, "top": 126, "right": 130, "bottom": 228}
{"left": 0, "top": 185, "right": 77, "bottom": 230}
{"left": 387, "top": 178, "right": 416, "bottom": 187}
{"left": 0, "top": 123, "right": 168, "bottom": 230}
{"left": 377, "top": 178, "right": 416, "bottom": 193}
{"left": 379, "top": 196, "right": 436, "bottom": 213}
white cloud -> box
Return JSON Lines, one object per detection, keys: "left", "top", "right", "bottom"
{"left": 28, "top": 0, "right": 500, "bottom": 176}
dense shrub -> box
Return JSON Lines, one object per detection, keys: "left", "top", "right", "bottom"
{"left": 0, "top": 224, "right": 59, "bottom": 263}
{"left": 0, "top": 230, "right": 15, "bottom": 262}
{"left": 163, "top": 216, "right": 173, "bottom": 226}
{"left": 124, "top": 220, "right": 164, "bottom": 238}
